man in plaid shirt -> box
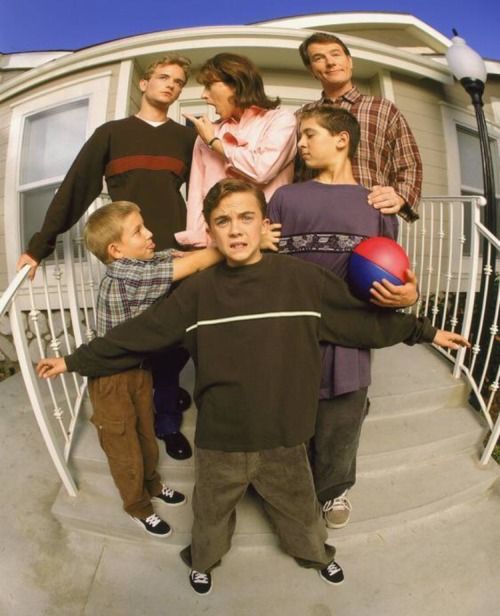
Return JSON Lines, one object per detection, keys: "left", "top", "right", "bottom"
{"left": 298, "top": 32, "right": 422, "bottom": 223}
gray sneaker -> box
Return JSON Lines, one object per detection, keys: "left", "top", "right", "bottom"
{"left": 323, "top": 490, "right": 352, "bottom": 529}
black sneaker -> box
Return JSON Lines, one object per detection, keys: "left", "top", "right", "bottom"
{"left": 318, "top": 560, "right": 344, "bottom": 585}
{"left": 178, "top": 388, "right": 192, "bottom": 412}
{"left": 131, "top": 513, "right": 171, "bottom": 538}
{"left": 152, "top": 484, "right": 186, "bottom": 507}
{"left": 189, "top": 569, "right": 212, "bottom": 595}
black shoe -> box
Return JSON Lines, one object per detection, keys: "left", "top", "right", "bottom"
{"left": 189, "top": 569, "right": 212, "bottom": 595}
{"left": 178, "top": 388, "right": 192, "bottom": 412}
{"left": 318, "top": 560, "right": 344, "bottom": 585}
{"left": 131, "top": 513, "right": 171, "bottom": 538}
{"left": 151, "top": 484, "right": 186, "bottom": 506}
{"left": 162, "top": 432, "right": 192, "bottom": 460}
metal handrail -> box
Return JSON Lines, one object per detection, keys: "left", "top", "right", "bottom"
{"left": 401, "top": 195, "right": 499, "bottom": 465}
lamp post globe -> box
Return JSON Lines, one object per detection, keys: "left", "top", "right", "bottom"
{"left": 446, "top": 32, "right": 496, "bottom": 237}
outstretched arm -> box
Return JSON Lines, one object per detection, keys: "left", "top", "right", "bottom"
{"left": 432, "top": 330, "right": 469, "bottom": 350}
{"left": 37, "top": 357, "right": 67, "bottom": 379}
{"left": 172, "top": 247, "right": 223, "bottom": 281}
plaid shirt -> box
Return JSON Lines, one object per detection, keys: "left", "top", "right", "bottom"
{"left": 96, "top": 250, "right": 174, "bottom": 336}
{"left": 299, "top": 87, "right": 422, "bottom": 222}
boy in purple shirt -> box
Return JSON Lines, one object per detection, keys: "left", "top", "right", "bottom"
{"left": 268, "top": 106, "right": 418, "bottom": 529}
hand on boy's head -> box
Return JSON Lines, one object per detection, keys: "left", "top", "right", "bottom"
{"left": 367, "top": 185, "right": 405, "bottom": 215}
{"left": 432, "top": 330, "right": 470, "bottom": 351}
{"left": 36, "top": 357, "right": 68, "bottom": 379}
{"left": 370, "top": 270, "right": 418, "bottom": 308}
{"left": 260, "top": 222, "right": 282, "bottom": 252}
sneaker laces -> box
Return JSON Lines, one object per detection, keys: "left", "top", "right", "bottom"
{"left": 144, "top": 513, "right": 162, "bottom": 527}
{"left": 323, "top": 490, "right": 352, "bottom": 513}
{"left": 160, "top": 485, "right": 175, "bottom": 498}
{"left": 324, "top": 561, "right": 342, "bottom": 576}
{"left": 191, "top": 570, "right": 210, "bottom": 585}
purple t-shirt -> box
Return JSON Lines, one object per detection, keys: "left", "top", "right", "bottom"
{"left": 268, "top": 181, "right": 398, "bottom": 397}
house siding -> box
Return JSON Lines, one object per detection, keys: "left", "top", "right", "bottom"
{"left": 0, "top": 63, "right": 119, "bottom": 289}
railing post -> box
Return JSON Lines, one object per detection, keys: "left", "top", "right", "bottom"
{"left": 453, "top": 196, "right": 485, "bottom": 378}
{"left": 9, "top": 299, "right": 78, "bottom": 496}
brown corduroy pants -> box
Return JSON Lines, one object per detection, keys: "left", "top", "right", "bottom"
{"left": 88, "top": 368, "right": 163, "bottom": 519}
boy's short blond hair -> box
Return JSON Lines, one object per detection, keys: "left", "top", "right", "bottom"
{"left": 84, "top": 201, "right": 140, "bottom": 264}
{"left": 142, "top": 54, "right": 192, "bottom": 83}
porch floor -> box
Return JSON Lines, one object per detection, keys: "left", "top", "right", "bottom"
{"left": 1, "top": 349, "right": 500, "bottom": 616}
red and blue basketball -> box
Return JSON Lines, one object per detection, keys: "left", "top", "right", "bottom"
{"left": 347, "top": 237, "right": 410, "bottom": 302}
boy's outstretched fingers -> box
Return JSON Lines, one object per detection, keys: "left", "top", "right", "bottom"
{"left": 36, "top": 357, "right": 67, "bottom": 379}
{"left": 433, "top": 330, "right": 470, "bottom": 350}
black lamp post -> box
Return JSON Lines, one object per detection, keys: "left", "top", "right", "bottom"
{"left": 446, "top": 32, "right": 497, "bottom": 404}
{"left": 446, "top": 30, "right": 497, "bottom": 241}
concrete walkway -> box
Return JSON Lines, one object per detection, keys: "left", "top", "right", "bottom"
{"left": 2, "top": 369, "right": 500, "bottom": 616}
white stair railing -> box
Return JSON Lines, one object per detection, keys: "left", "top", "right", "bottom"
{"left": 400, "top": 195, "right": 499, "bottom": 464}
{"left": 1, "top": 201, "right": 105, "bottom": 495}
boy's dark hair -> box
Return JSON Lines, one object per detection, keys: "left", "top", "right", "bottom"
{"left": 203, "top": 178, "right": 267, "bottom": 223}
{"left": 299, "top": 33, "right": 351, "bottom": 68}
{"left": 197, "top": 53, "right": 280, "bottom": 111}
{"left": 84, "top": 201, "right": 140, "bottom": 264}
{"left": 298, "top": 105, "right": 360, "bottom": 160}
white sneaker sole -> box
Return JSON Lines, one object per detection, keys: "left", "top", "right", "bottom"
{"left": 318, "top": 569, "right": 345, "bottom": 586}
{"left": 325, "top": 515, "right": 350, "bottom": 529}
{"left": 151, "top": 495, "right": 187, "bottom": 507}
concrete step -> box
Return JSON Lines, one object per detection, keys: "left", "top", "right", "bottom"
{"left": 71, "top": 399, "right": 486, "bottom": 482}
{"left": 53, "top": 447, "right": 500, "bottom": 547}
{"left": 54, "top": 342, "right": 499, "bottom": 549}
{"left": 357, "top": 404, "right": 486, "bottom": 472}
{"left": 369, "top": 344, "right": 468, "bottom": 416}
{"left": 52, "top": 470, "right": 274, "bottom": 547}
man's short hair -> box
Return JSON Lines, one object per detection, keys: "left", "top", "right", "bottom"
{"left": 142, "top": 54, "right": 192, "bottom": 82}
{"left": 203, "top": 179, "right": 267, "bottom": 224}
{"left": 299, "top": 33, "right": 351, "bottom": 68}
{"left": 84, "top": 201, "right": 140, "bottom": 264}
{"left": 297, "top": 105, "right": 360, "bottom": 159}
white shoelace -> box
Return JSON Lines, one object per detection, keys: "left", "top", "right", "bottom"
{"left": 191, "top": 570, "right": 210, "bottom": 585}
{"left": 322, "top": 490, "right": 352, "bottom": 513}
{"left": 145, "top": 513, "right": 162, "bottom": 527}
{"left": 161, "top": 486, "right": 175, "bottom": 498}
{"left": 325, "top": 561, "right": 342, "bottom": 575}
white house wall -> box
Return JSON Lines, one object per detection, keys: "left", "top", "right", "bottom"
{"left": 1, "top": 20, "right": 499, "bottom": 291}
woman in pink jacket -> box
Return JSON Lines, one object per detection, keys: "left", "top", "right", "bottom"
{"left": 176, "top": 53, "right": 297, "bottom": 248}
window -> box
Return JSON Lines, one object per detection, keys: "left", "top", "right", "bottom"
{"left": 4, "top": 72, "right": 111, "bottom": 278}
{"left": 441, "top": 102, "right": 500, "bottom": 261}
{"left": 19, "top": 100, "right": 89, "bottom": 253}
{"left": 457, "top": 126, "right": 500, "bottom": 253}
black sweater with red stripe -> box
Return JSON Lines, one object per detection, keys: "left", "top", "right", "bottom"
{"left": 27, "top": 116, "right": 196, "bottom": 260}
{"left": 66, "top": 254, "right": 436, "bottom": 452}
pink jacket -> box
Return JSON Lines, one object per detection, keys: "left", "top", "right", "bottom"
{"left": 175, "top": 106, "right": 297, "bottom": 247}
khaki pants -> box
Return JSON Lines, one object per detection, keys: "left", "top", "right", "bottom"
{"left": 88, "top": 368, "right": 163, "bottom": 519}
{"left": 181, "top": 444, "right": 335, "bottom": 572}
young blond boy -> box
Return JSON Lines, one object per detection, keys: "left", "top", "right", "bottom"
{"left": 74, "top": 201, "right": 223, "bottom": 537}
{"left": 38, "top": 182, "right": 468, "bottom": 595}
